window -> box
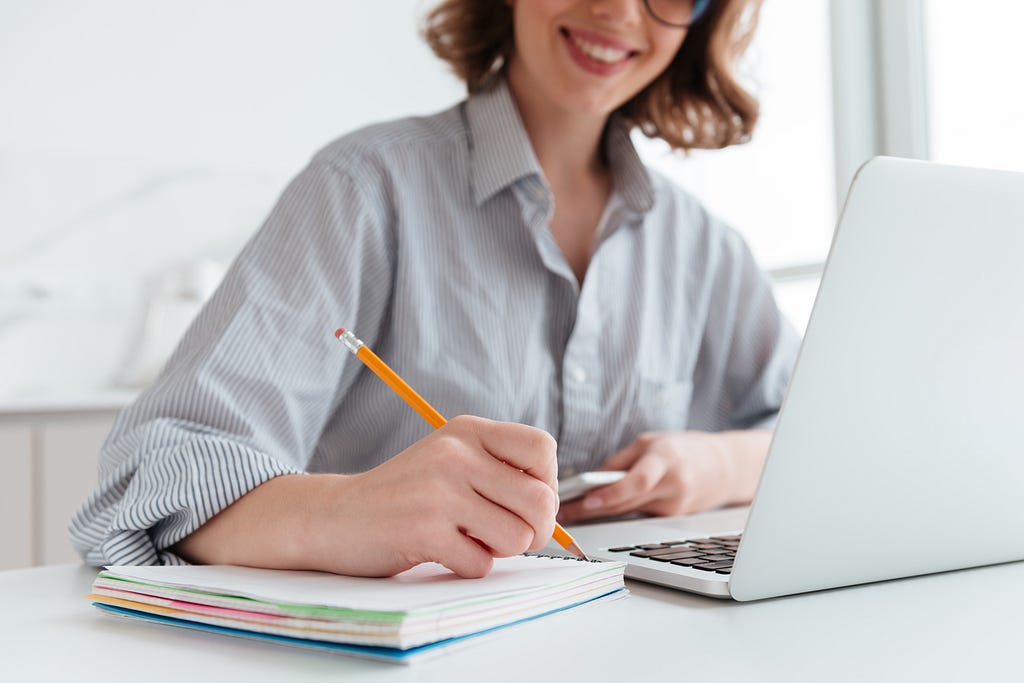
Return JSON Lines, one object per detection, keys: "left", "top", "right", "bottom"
{"left": 635, "top": 0, "right": 835, "bottom": 332}
{"left": 924, "top": 1, "right": 1024, "bottom": 172}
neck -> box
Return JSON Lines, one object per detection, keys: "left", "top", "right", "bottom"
{"left": 505, "top": 66, "right": 609, "bottom": 187}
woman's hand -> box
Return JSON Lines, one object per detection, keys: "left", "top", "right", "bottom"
{"left": 316, "top": 415, "right": 559, "bottom": 578}
{"left": 175, "top": 415, "right": 558, "bottom": 579}
{"left": 557, "top": 430, "right": 772, "bottom": 523}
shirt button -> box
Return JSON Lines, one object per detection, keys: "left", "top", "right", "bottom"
{"left": 570, "top": 366, "right": 588, "bottom": 383}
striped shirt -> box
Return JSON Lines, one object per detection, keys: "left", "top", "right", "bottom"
{"left": 69, "top": 79, "right": 800, "bottom": 566}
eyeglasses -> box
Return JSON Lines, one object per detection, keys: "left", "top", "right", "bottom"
{"left": 643, "top": 0, "right": 712, "bottom": 28}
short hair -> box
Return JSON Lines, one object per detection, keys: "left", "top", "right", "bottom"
{"left": 421, "top": 0, "right": 762, "bottom": 151}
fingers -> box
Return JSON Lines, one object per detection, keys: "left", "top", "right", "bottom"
{"left": 442, "top": 415, "right": 558, "bottom": 549}
{"left": 559, "top": 448, "right": 668, "bottom": 522}
{"left": 557, "top": 437, "right": 650, "bottom": 522}
{"left": 458, "top": 490, "right": 546, "bottom": 556}
{"left": 596, "top": 450, "right": 668, "bottom": 511}
{"left": 449, "top": 415, "right": 558, "bottom": 489}
{"left": 411, "top": 479, "right": 546, "bottom": 576}
{"left": 412, "top": 481, "right": 547, "bottom": 576}
{"left": 469, "top": 464, "right": 558, "bottom": 551}
{"left": 390, "top": 417, "right": 559, "bottom": 571}
{"left": 431, "top": 531, "right": 495, "bottom": 579}
{"left": 598, "top": 436, "right": 648, "bottom": 471}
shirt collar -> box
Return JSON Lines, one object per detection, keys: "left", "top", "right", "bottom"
{"left": 465, "top": 78, "right": 655, "bottom": 214}
{"left": 603, "top": 117, "right": 656, "bottom": 215}
{"left": 465, "top": 79, "right": 543, "bottom": 206}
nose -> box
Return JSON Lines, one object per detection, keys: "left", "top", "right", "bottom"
{"left": 588, "top": 0, "right": 645, "bottom": 25}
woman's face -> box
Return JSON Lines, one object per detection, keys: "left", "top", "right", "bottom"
{"left": 507, "top": 0, "right": 690, "bottom": 119}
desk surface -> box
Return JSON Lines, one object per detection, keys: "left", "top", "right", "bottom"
{"left": 4, "top": 512, "right": 1023, "bottom": 682}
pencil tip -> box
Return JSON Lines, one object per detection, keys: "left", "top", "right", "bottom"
{"left": 567, "top": 542, "right": 590, "bottom": 562}
{"left": 335, "top": 327, "right": 346, "bottom": 338}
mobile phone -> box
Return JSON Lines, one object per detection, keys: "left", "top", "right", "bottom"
{"left": 557, "top": 471, "right": 626, "bottom": 502}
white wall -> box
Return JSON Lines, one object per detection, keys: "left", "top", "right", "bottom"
{"left": 0, "top": 0, "right": 464, "bottom": 172}
{"left": 925, "top": 1, "right": 1024, "bottom": 172}
{"left": 0, "top": 0, "right": 464, "bottom": 402}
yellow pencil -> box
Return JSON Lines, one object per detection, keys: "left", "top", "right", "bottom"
{"left": 335, "top": 327, "right": 588, "bottom": 561}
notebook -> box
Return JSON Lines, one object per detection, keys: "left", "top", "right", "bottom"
{"left": 87, "top": 555, "right": 626, "bottom": 663}
{"left": 576, "top": 156, "right": 1024, "bottom": 600}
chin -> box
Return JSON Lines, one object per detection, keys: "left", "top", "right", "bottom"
{"left": 556, "top": 86, "right": 626, "bottom": 119}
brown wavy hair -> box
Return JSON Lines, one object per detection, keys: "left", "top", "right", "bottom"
{"left": 422, "top": 0, "right": 762, "bottom": 151}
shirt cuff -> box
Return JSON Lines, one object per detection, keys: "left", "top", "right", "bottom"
{"left": 83, "top": 438, "right": 302, "bottom": 566}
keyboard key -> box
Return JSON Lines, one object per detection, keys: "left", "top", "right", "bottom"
{"left": 691, "top": 561, "right": 734, "bottom": 572}
{"left": 669, "top": 557, "right": 711, "bottom": 567}
{"left": 630, "top": 547, "right": 696, "bottom": 558}
{"left": 615, "top": 534, "right": 744, "bottom": 572}
{"left": 647, "top": 551, "right": 704, "bottom": 562}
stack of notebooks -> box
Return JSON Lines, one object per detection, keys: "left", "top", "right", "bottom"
{"left": 87, "top": 554, "right": 627, "bottom": 663}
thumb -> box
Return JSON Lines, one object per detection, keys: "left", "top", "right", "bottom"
{"left": 599, "top": 436, "right": 648, "bottom": 471}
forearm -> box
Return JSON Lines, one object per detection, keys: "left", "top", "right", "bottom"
{"left": 719, "top": 429, "right": 772, "bottom": 506}
{"left": 173, "top": 473, "right": 351, "bottom": 571}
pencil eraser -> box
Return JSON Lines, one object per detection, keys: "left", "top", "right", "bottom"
{"left": 335, "top": 327, "right": 346, "bottom": 338}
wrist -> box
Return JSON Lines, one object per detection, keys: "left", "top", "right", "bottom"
{"left": 718, "top": 430, "right": 771, "bottom": 506}
{"left": 178, "top": 472, "right": 357, "bottom": 571}
{"left": 286, "top": 473, "right": 361, "bottom": 571}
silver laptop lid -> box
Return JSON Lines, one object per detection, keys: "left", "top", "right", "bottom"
{"left": 729, "top": 157, "right": 1024, "bottom": 601}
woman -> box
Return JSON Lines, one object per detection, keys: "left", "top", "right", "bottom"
{"left": 71, "top": 0, "right": 798, "bottom": 578}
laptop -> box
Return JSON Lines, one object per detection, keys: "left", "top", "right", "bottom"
{"left": 572, "top": 156, "right": 1024, "bottom": 601}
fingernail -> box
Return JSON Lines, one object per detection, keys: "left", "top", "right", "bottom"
{"left": 582, "top": 495, "right": 603, "bottom": 510}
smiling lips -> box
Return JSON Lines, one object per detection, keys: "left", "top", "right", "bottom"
{"left": 561, "top": 27, "right": 638, "bottom": 75}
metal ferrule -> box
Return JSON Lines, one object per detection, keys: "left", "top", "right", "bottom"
{"left": 338, "top": 329, "right": 364, "bottom": 354}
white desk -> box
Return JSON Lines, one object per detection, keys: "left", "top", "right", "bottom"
{"left": 3, "top": 517, "right": 1023, "bottom": 682}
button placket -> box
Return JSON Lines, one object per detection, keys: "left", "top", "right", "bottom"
{"left": 558, "top": 260, "right": 605, "bottom": 470}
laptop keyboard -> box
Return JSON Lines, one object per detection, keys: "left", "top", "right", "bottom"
{"left": 607, "top": 535, "right": 742, "bottom": 574}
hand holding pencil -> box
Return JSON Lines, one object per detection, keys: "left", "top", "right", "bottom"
{"left": 335, "top": 327, "right": 589, "bottom": 568}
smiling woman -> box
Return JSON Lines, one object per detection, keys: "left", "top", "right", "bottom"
{"left": 424, "top": 0, "right": 762, "bottom": 150}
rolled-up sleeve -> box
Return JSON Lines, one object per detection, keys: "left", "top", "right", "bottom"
{"left": 688, "top": 226, "right": 801, "bottom": 433}
{"left": 70, "top": 157, "right": 395, "bottom": 565}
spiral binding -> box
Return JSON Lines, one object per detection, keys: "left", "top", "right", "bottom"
{"left": 522, "top": 551, "right": 603, "bottom": 563}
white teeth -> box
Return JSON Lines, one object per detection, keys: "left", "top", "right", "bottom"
{"left": 570, "top": 34, "right": 629, "bottom": 64}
